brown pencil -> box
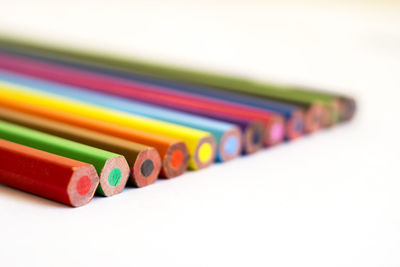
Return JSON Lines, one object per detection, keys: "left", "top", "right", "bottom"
{"left": 0, "top": 107, "right": 162, "bottom": 188}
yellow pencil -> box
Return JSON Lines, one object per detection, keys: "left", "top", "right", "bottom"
{"left": 0, "top": 81, "right": 216, "bottom": 170}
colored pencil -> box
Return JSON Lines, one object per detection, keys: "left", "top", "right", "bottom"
{"left": 0, "top": 51, "right": 320, "bottom": 134}
{"left": 0, "top": 139, "right": 99, "bottom": 207}
{"left": 0, "top": 71, "right": 242, "bottom": 163}
{"left": 0, "top": 53, "right": 285, "bottom": 146}
{"left": 0, "top": 107, "right": 162, "bottom": 188}
{"left": 0, "top": 81, "right": 216, "bottom": 170}
{"left": 285, "top": 86, "right": 357, "bottom": 121}
{"left": 337, "top": 96, "right": 356, "bottom": 121}
{"left": 0, "top": 35, "right": 347, "bottom": 126}
{"left": 0, "top": 120, "right": 130, "bottom": 197}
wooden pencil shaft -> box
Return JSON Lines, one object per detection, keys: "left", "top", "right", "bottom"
{"left": 0, "top": 139, "right": 99, "bottom": 207}
{"left": 287, "top": 86, "right": 357, "bottom": 121}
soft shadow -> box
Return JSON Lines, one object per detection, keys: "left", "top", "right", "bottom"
{"left": 0, "top": 184, "right": 70, "bottom": 209}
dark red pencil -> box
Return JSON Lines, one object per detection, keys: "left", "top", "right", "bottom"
{"left": 0, "top": 139, "right": 99, "bottom": 207}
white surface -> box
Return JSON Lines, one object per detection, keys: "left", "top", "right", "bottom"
{"left": 0, "top": 1, "right": 399, "bottom": 267}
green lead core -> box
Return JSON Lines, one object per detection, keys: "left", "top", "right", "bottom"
{"left": 108, "top": 168, "right": 122, "bottom": 187}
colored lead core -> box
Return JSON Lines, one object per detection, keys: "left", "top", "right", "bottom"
{"left": 303, "top": 104, "right": 323, "bottom": 133}
{"left": 170, "top": 149, "right": 184, "bottom": 169}
{"left": 284, "top": 111, "right": 304, "bottom": 140}
{"left": 314, "top": 114, "right": 321, "bottom": 125}
{"left": 270, "top": 123, "right": 284, "bottom": 143}
{"left": 140, "top": 159, "right": 154, "bottom": 177}
{"left": 224, "top": 136, "right": 239, "bottom": 156}
{"left": 295, "top": 119, "right": 304, "bottom": 133}
{"left": 252, "top": 130, "right": 262, "bottom": 145}
{"left": 77, "top": 175, "right": 92, "bottom": 196}
{"left": 108, "top": 168, "right": 122, "bottom": 187}
{"left": 198, "top": 142, "right": 213, "bottom": 164}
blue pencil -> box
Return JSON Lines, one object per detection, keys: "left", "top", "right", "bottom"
{"left": 0, "top": 70, "right": 243, "bottom": 162}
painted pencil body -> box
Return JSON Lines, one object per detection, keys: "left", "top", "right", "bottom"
{"left": 0, "top": 107, "right": 162, "bottom": 188}
{"left": 0, "top": 35, "right": 341, "bottom": 126}
{"left": 0, "top": 120, "right": 130, "bottom": 197}
{"left": 0, "top": 53, "right": 284, "bottom": 147}
{"left": 285, "top": 86, "right": 357, "bottom": 122}
{"left": 0, "top": 71, "right": 241, "bottom": 163}
{"left": 0, "top": 139, "right": 99, "bottom": 207}
{"left": 0, "top": 81, "right": 216, "bottom": 170}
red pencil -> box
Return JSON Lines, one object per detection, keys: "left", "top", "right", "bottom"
{"left": 0, "top": 139, "right": 99, "bottom": 207}
{"left": 0, "top": 53, "right": 286, "bottom": 146}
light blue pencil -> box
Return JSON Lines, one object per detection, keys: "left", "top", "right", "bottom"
{"left": 0, "top": 70, "right": 242, "bottom": 162}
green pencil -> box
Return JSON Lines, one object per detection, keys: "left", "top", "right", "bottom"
{"left": 0, "top": 34, "right": 355, "bottom": 125}
{"left": 285, "top": 86, "right": 357, "bottom": 121}
{"left": 0, "top": 120, "right": 130, "bottom": 197}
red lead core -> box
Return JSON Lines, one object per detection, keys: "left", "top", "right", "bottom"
{"left": 77, "top": 175, "right": 92, "bottom": 196}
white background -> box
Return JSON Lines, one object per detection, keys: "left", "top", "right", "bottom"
{"left": 0, "top": 1, "right": 399, "bottom": 266}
